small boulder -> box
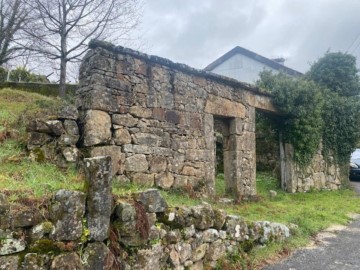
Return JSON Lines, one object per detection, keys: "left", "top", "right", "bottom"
{"left": 0, "top": 256, "right": 20, "bottom": 270}
{"left": 23, "top": 253, "right": 50, "bottom": 270}
{"left": 45, "top": 120, "right": 65, "bottom": 136}
{"left": 137, "top": 189, "right": 168, "bottom": 213}
{"left": 50, "top": 190, "right": 86, "bottom": 241}
{"left": 50, "top": 252, "right": 83, "bottom": 270}
{"left": 269, "top": 190, "right": 277, "bottom": 199}
{"left": 191, "top": 204, "right": 214, "bottom": 230}
{"left": 82, "top": 242, "right": 110, "bottom": 270}
{"left": 0, "top": 229, "right": 26, "bottom": 255}
{"left": 58, "top": 105, "right": 79, "bottom": 120}
{"left": 63, "top": 120, "right": 79, "bottom": 135}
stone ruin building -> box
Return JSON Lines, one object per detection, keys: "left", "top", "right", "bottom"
{"left": 75, "top": 40, "right": 344, "bottom": 199}
{"left": 76, "top": 40, "right": 280, "bottom": 199}
{"left": 27, "top": 40, "right": 345, "bottom": 200}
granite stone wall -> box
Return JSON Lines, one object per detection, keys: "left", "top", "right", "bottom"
{"left": 76, "top": 40, "right": 275, "bottom": 199}
{"left": 0, "top": 156, "right": 291, "bottom": 270}
{"left": 26, "top": 40, "right": 346, "bottom": 197}
{"left": 280, "top": 141, "right": 343, "bottom": 193}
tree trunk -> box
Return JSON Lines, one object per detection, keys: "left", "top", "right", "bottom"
{"left": 59, "top": 0, "right": 67, "bottom": 99}
{"left": 59, "top": 56, "right": 67, "bottom": 98}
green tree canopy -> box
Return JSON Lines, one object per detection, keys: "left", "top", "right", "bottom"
{"left": 307, "top": 52, "right": 360, "bottom": 97}
{"left": 258, "top": 51, "right": 360, "bottom": 166}
{"left": 258, "top": 71, "right": 324, "bottom": 165}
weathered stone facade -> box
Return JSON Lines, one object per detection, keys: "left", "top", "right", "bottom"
{"left": 76, "top": 40, "right": 276, "bottom": 199}
{"left": 25, "top": 40, "right": 347, "bottom": 197}
{"left": 280, "top": 141, "right": 343, "bottom": 193}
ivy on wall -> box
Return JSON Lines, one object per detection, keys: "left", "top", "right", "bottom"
{"left": 257, "top": 72, "right": 324, "bottom": 166}
{"left": 257, "top": 52, "right": 360, "bottom": 166}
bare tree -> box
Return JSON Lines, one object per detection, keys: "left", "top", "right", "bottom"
{"left": 23, "top": 0, "right": 141, "bottom": 98}
{"left": 0, "top": 0, "right": 30, "bottom": 66}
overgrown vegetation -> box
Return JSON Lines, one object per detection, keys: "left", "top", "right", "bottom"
{"left": 0, "top": 88, "right": 83, "bottom": 201}
{"left": 257, "top": 52, "right": 360, "bottom": 166}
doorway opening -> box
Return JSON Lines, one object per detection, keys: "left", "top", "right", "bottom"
{"left": 255, "top": 110, "right": 281, "bottom": 192}
{"left": 214, "top": 116, "right": 234, "bottom": 198}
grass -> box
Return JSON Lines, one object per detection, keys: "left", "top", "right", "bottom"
{"left": 0, "top": 88, "right": 83, "bottom": 201}
{"left": 1, "top": 88, "right": 360, "bottom": 268}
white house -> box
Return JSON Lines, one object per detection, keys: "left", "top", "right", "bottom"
{"left": 204, "top": 46, "right": 302, "bottom": 84}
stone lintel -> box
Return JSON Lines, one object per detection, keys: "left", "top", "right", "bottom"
{"left": 205, "top": 95, "right": 246, "bottom": 118}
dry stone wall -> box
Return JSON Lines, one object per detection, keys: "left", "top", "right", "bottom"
{"left": 0, "top": 156, "right": 290, "bottom": 270}
{"left": 76, "top": 40, "right": 275, "bottom": 199}
{"left": 280, "top": 141, "right": 343, "bottom": 193}
{"left": 26, "top": 105, "right": 80, "bottom": 166}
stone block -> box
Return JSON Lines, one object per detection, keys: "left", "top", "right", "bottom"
{"left": 225, "top": 215, "right": 248, "bottom": 241}
{"left": 173, "top": 175, "right": 188, "bottom": 187}
{"left": 133, "top": 133, "right": 159, "bottom": 146}
{"left": 50, "top": 190, "right": 86, "bottom": 241}
{"left": 83, "top": 110, "right": 111, "bottom": 146}
{"left": 155, "top": 172, "right": 174, "bottom": 189}
{"left": 27, "top": 119, "right": 51, "bottom": 133}
{"left": 114, "top": 201, "right": 136, "bottom": 222}
{"left": 192, "top": 243, "right": 209, "bottom": 262}
{"left": 30, "top": 222, "right": 55, "bottom": 241}
{"left": 62, "top": 147, "right": 80, "bottom": 162}
{"left": 82, "top": 242, "right": 110, "bottom": 270}
{"left": 27, "top": 132, "right": 51, "bottom": 147}
{"left": 114, "top": 128, "right": 132, "bottom": 145}
{"left": 149, "top": 156, "right": 167, "bottom": 173}
{"left": 112, "top": 113, "right": 138, "bottom": 127}
{"left": 23, "top": 253, "right": 50, "bottom": 270}
{"left": 229, "top": 118, "right": 244, "bottom": 135}
{"left": 202, "top": 229, "right": 219, "bottom": 243}
{"left": 166, "top": 229, "right": 181, "bottom": 244}
{"left": 134, "top": 244, "right": 166, "bottom": 270}
{"left": 125, "top": 154, "right": 148, "bottom": 172}
{"left": 58, "top": 134, "right": 80, "bottom": 146}
{"left": 45, "top": 120, "right": 65, "bottom": 136}
{"left": 137, "top": 189, "right": 168, "bottom": 213}
{"left": 0, "top": 256, "right": 19, "bottom": 270}
{"left": 152, "top": 108, "right": 165, "bottom": 121}
{"left": 84, "top": 156, "right": 112, "bottom": 241}
{"left": 191, "top": 204, "right": 214, "bottom": 230}
{"left": 50, "top": 253, "right": 83, "bottom": 270}
{"left": 91, "top": 146, "right": 124, "bottom": 175}
{"left": 11, "top": 207, "right": 41, "bottom": 228}
{"left": 0, "top": 229, "right": 26, "bottom": 255}
{"left": 206, "top": 239, "right": 226, "bottom": 261}
{"left": 63, "top": 120, "right": 79, "bottom": 135}
{"left": 165, "top": 110, "right": 181, "bottom": 125}
{"left": 58, "top": 105, "right": 79, "bottom": 120}
{"left": 130, "top": 106, "right": 152, "bottom": 118}
{"left": 123, "top": 144, "right": 152, "bottom": 154}
{"left": 213, "top": 209, "right": 227, "bottom": 230}
{"left": 132, "top": 173, "right": 155, "bottom": 186}
{"left": 79, "top": 88, "right": 118, "bottom": 112}
{"left": 205, "top": 94, "right": 246, "bottom": 118}
{"left": 169, "top": 248, "right": 180, "bottom": 267}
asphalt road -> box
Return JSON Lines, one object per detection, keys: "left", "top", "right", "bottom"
{"left": 263, "top": 181, "right": 360, "bottom": 270}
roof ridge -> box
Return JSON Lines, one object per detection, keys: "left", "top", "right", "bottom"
{"left": 204, "top": 46, "right": 303, "bottom": 76}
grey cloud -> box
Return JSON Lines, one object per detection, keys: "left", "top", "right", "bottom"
{"left": 138, "top": 0, "right": 360, "bottom": 73}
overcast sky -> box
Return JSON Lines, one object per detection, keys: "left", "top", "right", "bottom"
{"left": 135, "top": 0, "right": 360, "bottom": 73}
